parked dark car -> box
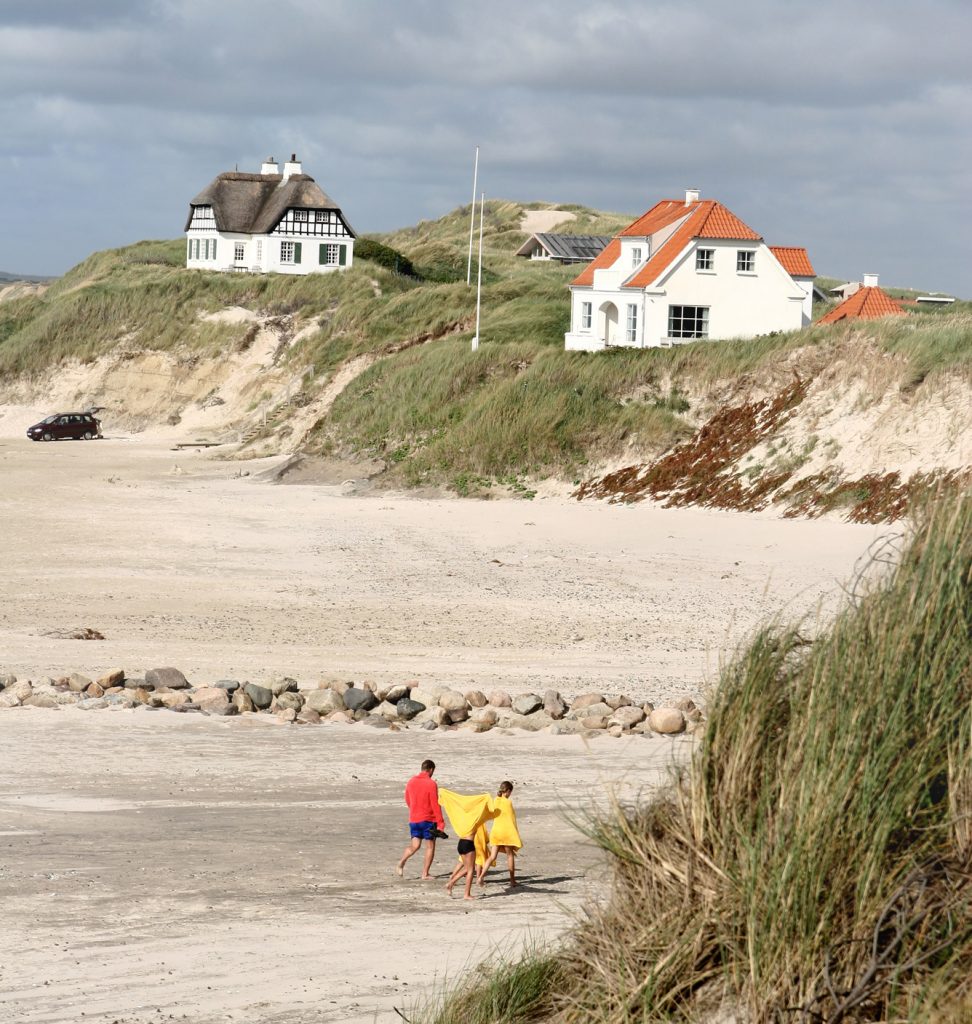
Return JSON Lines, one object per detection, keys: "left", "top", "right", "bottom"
{"left": 26, "top": 412, "right": 102, "bottom": 442}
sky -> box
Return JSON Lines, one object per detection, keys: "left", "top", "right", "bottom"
{"left": 1, "top": 0, "right": 970, "bottom": 295}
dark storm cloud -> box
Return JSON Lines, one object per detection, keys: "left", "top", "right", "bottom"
{"left": 0, "top": 0, "right": 969, "bottom": 294}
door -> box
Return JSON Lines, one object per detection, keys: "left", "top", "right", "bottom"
{"left": 598, "top": 302, "right": 619, "bottom": 346}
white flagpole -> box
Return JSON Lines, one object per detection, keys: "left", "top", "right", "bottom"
{"left": 466, "top": 146, "right": 479, "bottom": 285}
{"left": 472, "top": 192, "right": 484, "bottom": 351}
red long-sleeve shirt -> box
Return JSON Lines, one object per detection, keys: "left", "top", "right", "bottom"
{"left": 404, "top": 772, "right": 445, "bottom": 828}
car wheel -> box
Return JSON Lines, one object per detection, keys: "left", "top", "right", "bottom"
{"left": 83, "top": 431, "right": 93, "bottom": 440}
{"left": 42, "top": 431, "right": 53, "bottom": 441}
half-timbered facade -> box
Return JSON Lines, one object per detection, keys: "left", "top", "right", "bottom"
{"left": 185, "top": 155, "right": 356, "bottom": 275}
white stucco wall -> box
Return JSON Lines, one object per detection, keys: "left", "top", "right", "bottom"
{"left": 566, "top": 238, "right": 806, "bottom": 351}
{"left": 185, "top": 230, "right": 355, "bottom": 275}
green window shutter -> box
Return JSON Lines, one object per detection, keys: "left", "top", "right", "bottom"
{"left": 187, "top": 240, "right": 192, "bottom": 261}
{"left": 338, "top": 244, "right": 347, "bottom": 266}
{"left": 212, "top": 239, "right": 217, "bottom": 261}
{"left": 319, "top": 243, "right": 327, "bottom": 265}
{"left": 294, "top": 242, "right": 302, "bottom": 264}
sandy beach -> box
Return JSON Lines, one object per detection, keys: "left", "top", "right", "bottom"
{"left": 0, "top": 431, "right": 895, "bottom": 1022}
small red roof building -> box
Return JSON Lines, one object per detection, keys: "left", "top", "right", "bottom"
{"left": 818, "top": 277, "right": 906, "bottom": 325}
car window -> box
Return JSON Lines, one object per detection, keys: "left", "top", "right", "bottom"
{"left": 42, "top": 415, "right": 57, "bottom": 424}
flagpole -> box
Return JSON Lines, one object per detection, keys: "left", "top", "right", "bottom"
{"left": 472, "top": 192, "right": 484, "bottom": 351}
{"left": 466, "top": 146, "right": 479, "bottom": 286}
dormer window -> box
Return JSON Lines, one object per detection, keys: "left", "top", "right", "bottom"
{"left": 315, "top": 210, "right": 331, "bottom": 223}
{"left": 631, "top": 246, "right": 642, "bottom": 268}
{"left": 294, "top": 209, "right": 309, "bottom": 222}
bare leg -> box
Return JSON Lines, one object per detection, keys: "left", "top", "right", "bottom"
{"left": 462, "top": 851, "right": 476, "bottom": 900}
{"left": 421, "top": 838, "right": 436, "bottom": 879}
{"left": 397, "top": 837, "right": 421, "bottom": 876}
{"left": 506, "top": 848, "right": 517, "bottom": 886}
{"left": 478, "top": 845, "right": 499, "bottom": 886}
{"left": 445, "top": 859, "right": 465, "bottom": 896}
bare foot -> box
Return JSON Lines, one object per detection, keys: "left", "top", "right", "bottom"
{"left": 445, "top": 885, "right": 454, "bottom": 897}
{"left": 420, "top": 875, "right": 435, "bottom": 881}
{"left": 395, "top": 865, "right": 404, "bottom": 877}
{"left": 463, "top": 894, "right": 476, "bottom": 901}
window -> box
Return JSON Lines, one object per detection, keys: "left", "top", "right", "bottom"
{"left": 737, "top": 250, "right": 755, "bottom": 272}
{"left": 256, "top": 240, "right": 263, "bottom": 262}
{"left": 631, "top": 246, "right": 642, "bottom": 267}
{"left": 626, "top": 303, "right": 638, "bottom": 343}
{"left": 294, "top": 209, "right": 309, "bottom": 222}
{"left": 696, "top": 248, "right": 714, "bottom": 271}
{"left": 234, "top": 242, "right": 245, "bottom": 262}
{"left": 581, "top": 301, "right": 592, "bottom": 330}
{"left": 319, "top": 243, "right": 347, "bottom": 266}
{"left": 281, "top": 241, "right": 294, "bottom": 263}
{"left": 668, "top": 305, "right": 709, "bottom": 339}
{"left": 315, "top": 210, "right": 330, "bottom": 223}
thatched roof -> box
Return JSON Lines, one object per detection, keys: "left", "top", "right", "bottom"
{"left": 184, "top": 172, "right": 355, "bottom": 236}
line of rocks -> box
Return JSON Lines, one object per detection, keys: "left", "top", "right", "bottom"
{"left": 0, "top": 668, "right": 704, "bottom": 738}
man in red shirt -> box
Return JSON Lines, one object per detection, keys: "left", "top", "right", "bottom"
{"left": 396, "top": 759, "right": 447, "bottom": 879}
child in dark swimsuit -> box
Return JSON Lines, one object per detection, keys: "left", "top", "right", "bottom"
{"left": 445, "top": 834, "right": 477, "bottom": 901}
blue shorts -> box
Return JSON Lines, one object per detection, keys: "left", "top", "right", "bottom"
{"left": 409, "top": 821, "right": 437, "bottom": 841}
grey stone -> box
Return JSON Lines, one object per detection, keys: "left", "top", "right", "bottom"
{"left": 507, "top": 710, "right": 554, "bottom": 732}
{"left": 364, "top": 715, "right": 392, "bottom": 729}
{"left": 410, "top": 685, "right": 447, "bottom": 709}
{"left": 304, "top": 689, "right": 346, "bottom": 714}
{"left": 382, "top": 684, "right": 409, "bottom": 704}
{"left": 146, "top": 667, "right": 190, "bottom": 690}
{"left": 54, "top": 691, "right": 81, "bottom": 705}
{"left": 543, "top": 689, "right": 568, "bottom": 719}
{"left": 244, "top": 682, "right": 273, "bottom": 710}
{"left": 212, "top": 679, "right": 241, "bottom": 693}
{"left": 206, "top": 703, "right": 239, "bottom": 717}
{"left": 0, "top": 673, "right": 16, "bottom": 690}
{"left": 571, "top": 692, "right": 605, "bottom": 710}
{"left": 0, "top": 691, "right": 21, "bottom": 708}
{"left": 610, "top": 706, "right": 646, "bottom": 729}
{"left": 566, "top": 701, "right": 613, "bottom": 720}
{"left": 76, "top": 697, "right": 108, "bottom": 710}
{"left": 344, "top": 687, "right": 378, "bottom": 713}
{"left": 23, "top": 694, "right": 59, "bottom": 709}
{"left": 273, "top": 691, "right": 304, "bottom": 712}
{"left": 270, "top": 676, "right": 299, "bottom": 696}
{"left": 68, "top": 673, "right": 93, "bottom": 693}
{"left": 420, "top": 720, "right": 438, "bottom": 731}
{"left": 232, "top": 691, "right": 255, "bottom": 713}
{"left": 396, "top": 698, "right": 425, "bottom": 721}
{"left": 104, "top": 694, "right": 134, "bottom": 707}
{"left": 603, "top": 693, "right": 632, "bottom": 710}
{"left": 124, "top": 677, "right": 147, "bottom": 689}
{"left": 465, "top": 689, "right": 488, "bottom": 708}
{"left": 512, "top": 693, "right": 543, "bottom": 716}
{"left": 438, "top": 690, "right": 468, "bottom": 712}
{"left": 297, "top": 708, "right": 321, "bottom": 724}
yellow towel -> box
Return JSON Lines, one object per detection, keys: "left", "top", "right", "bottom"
{"left": 438, "top": 789, "right": 498, "bottom": 866}
{"left": 485, "top": 795, "right": 523, "bottom": 851}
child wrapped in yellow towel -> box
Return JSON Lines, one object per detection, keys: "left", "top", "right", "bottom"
{"left": 437, "top": 789, "right": 499, "bottom": 900}
{"left": 478, "top": 781, "right": 522, "bottom": 887}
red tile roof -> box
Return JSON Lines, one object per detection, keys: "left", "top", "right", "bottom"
{"left": 572, "top": 197, "right": 764, "bottom": 289}
{"left": 770, "top": 246, "right": 816, "bottom": 277}
{"left": 817, "top": 286, "right": 907, "bottom": 325}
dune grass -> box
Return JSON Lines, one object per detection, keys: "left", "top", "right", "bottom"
{"left": 422, "top": 494, "right": 972, "bottom": 1022}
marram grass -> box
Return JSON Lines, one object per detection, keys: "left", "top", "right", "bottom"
{"left": 423, "top": 495, "right": 972, "bottom": 1023}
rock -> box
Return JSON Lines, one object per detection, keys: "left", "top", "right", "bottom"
{"left": 438, "top": 690, "right": 468, "bottom": 712}
{"left": 648, "top": 707, "right": 686, "bottom": 734}
{"left": 446, "top": 706, "right": 469, "bottom": 724}
{"left": 160, "top": 691, "right": 191, "bottom": 708}
{"left": 68, "top": 673, "right": 93, "bottom": 693}
{"left": 609, "top": 706, "right": 646, "bottom": 730}
{"left": 416, "top": 706, "right": 449, "bottom": 727}
{"left": 411, "top": 685, "right": 447, "bottom": 709}
{"left": 212, "top": 679, "right": 241, "bottom": 693}
{"left": 512, "top": 693, "right": 543, "bottom": 716}
{"left": 193, "top": 687, "right": 231, "bottom": 710}
{"left": 206, "top": 703, "right": 239, "bottom": 717}
{"left": 507, "top": 710, "right": 554, "bottom": 732}
{"left": 85, "top": 682, "right": 105, "bottom": 698}
{"left": 305, "top": 689, "right": 346, "bottom": 714}
{"left": 464, "top": 690, "right": 488, "bottom": 708}
{"left": 362, "top": 681, "right": 377, "bottom": 693}
{"left": 641, "top": 702, "right": 655, "bottom": 715}
{"left": 244, "top": 682, "right": 273, "bottom": 710}
{"left": 275, "top": 708, "right": 297, "bottom": 723}
{"left": 566, "top": 701, "right": 613, "bottom": 720}
{"left": 0, "top": 673, "right": 16, "bottom": 689}
{"left": 543, "top": 689, "right": 568, "bottom": 719}
{"left": 487, "top": 689, "right": 512, "bottom": 708}
{"left": 54, "top": 691, "right": 81, "bottom": 705}
{"left": 581, "top": 715, "right": 609, "bottom": 730}
{"left": 608, "top": 724, "right": 624, "bottom": 737}
{"left": 603, "top": 693, "right": 632, "bottom": 710}
{"left": 344, "top": 687, "right": 378, "bottom": 713}
{"left": 104, "top": 686, "right": 124, "bottom": 695}
{"left": 76, "top": 697, "right": 108, "bottom": 710}
{"left": 328, "top": 680, "right": 351, "bottom": 695}
{"left": 461, "top": 719, "right": 494, "bottom": 733}
{"left": 297, "top": 708, "right": 321, "bottom": 724}
{"left": 270, "top": 676, "right": 299, "bottom": 696}
{"left": 104, "top": 693, "right": 134, "bottom": 707}
{"left": 0, "top": 691, "right": 21, "bottom": 708}
{"left": 232, "top": 691, "right": 255, "bottom": 714}
{"left": 31, "top": 678, "right": 58, "bottom": 696}
{"left": 420, "top": 720, "right": 438, "bottom": 731}
{"left": 124, "top": 677, "right": 147, "bottom": 689}
{"left": 377, "top": 701, "right": 400, "bottom": 720}
{"left": 548, "top": 720, "right": 584, "bottom": 736}
{"left": 396, "top": 698, "right": 426, "bottom": 721}
{"left": 675, "top": 697, "right": 697, "bottom": 713}
{"left": 327, "top": 711, "right": 353, "bottom": 724}
{"left": 571, "top": 692, "right": 605, "bottom": 710}
{"left": 146, "top": 667, "right": 190, "bottom": 690}
{"left": 23, "top": 694, "right": 59, "bottom": 709}
{"left": 382, "top": 684, "right": 409, "bottom": 704}
{"left": 273, "top": 691, "right": 304, "bottom": 712}
{"left": 8, "top": 680, "right": 32, "bottom": 702}
{"left": 132, "top": 687, "right": 152, "bottom": 705}
{"left": 97, "top": 669, "right": 125, "bottom": 688}
{"left": 364, "top": 715, "right": 391, "bottom": 729}
{"left": 470, "top": 707, "right": 498, "bottom": 727}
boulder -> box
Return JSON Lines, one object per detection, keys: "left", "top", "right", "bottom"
{"left": 23, "top": 694, "right": 59, "bottom": 709}
{"left": 327, "top": 711, "right": 353, "bottom": 724}
{"left": 275, "top": 707, "right": 297, "bottom": 723}
{"left": 206, "top": 703, "right": 239, "bottom": 717}
{"left": 212, "top": 679, "right": 241, "bottom": 693}
{"left": 344, "top": 687, "right": 378, "bottom": 713}
{"left": 0, "top": 673, "right": 16, "bottom": 689}
{"left": 438, "top": 690, "right": 468, "bottom": 713}
{"left": 364, "top": 715, "right": 391, "bottom": 729}
{"left": 68, "top": 673, "right": 93, "bottom": 693}
{"left": 396, "top": 698, "right": 426, "bottom": 721}
{"left": 105, "top": 694, "right": 134, "bottom": 708}
{"left": 648, "top": 707, "right": 686, "bottom": 734}
{"left": 608, "top": 724, "right": 624, "bottom": 737}
{"left": 146, "top": 667, "right": 190, "bottom": 690}
{"left": 123, "top": 677, "right": 147, "bottom": 690}
{"left": 410, "top": 685, "right": 447, "bottom": 709}
{"left": 297, "top": 708, "right": 321, "bottom": 725}
{"left": 193, "top": 687, "right": 231, "bottom": 710}
{"left": 470, "top": 707, "right": 498, "bottom": 727}
{"left": 675, "top": 697, "right": 697, "bottom": 713}
{"left": 377, "top": 701, "right": 400, "bottom": 720}
{"left": 382, "top": 684, "right": 409, "bottom": 704}
{"left": 85, "top": 682, "right": 105, "bottom": 699}
{"left": 420, "top": 720, "right": 438, "bottom": 731}
{"left": 641, "top": 702, "right": 655, "bottom": 715}
{"left": 232, "top": 691, "right": 255, "bottom": 714}
{"left": 487, "top": 689, "right": 512, "bottom": 708}
{"left": 603, "top": 693, "right": 632, "bottom": 710}
{"left": 8, "top": 680, "right": 32, "bottom": 702}
{"left": 273, "top": 691, "right": 304, "bottom": 713}
{"left": 461, "top": 719, "right": 494, "bottom": 733}
{"left": 571, "top": 692, "right": 605, "bottom": 710}
{"left": 305, "top": 689, "right": 346, "bottom": 715}
{"left": 0, "top": 691, "right": 21, "bottom": 708}
{"left": 512, "top": 693, "right": 543, "bottom": 716}
{"left": 566, "top": 701, "right": 613, "bottom": 720}
{"left": 328, "top": 680, "right": 351, "bottom": 695}
{"left": 446, "top": 706, "right": 469, "bottom": 724}
{"left": 609, "top": 706, "right": 646, "bottom": 730}
{"left": 244, "top": 682, "right": 273, "bottom": 710}
{"left": 543, "top": 690, "right": 567, "bottom": 720}
{"left": 464, "top": 690, "right": 488, "bottom": 708}
{"left": 270, "top": 676, "right": 299, "bottom": 696}
{"left": 54, "top": 691, "right": 81, "bottom": 705}
{"left": 416, "top": 706, "right": 449, "bottom": 727}
{"left": 76, "top": 697, "right": 108, "bottom": 710}
{"left": 104, "top": 686, "right": 124, "bottom": 696}
{"left": 507, "top": 710, "right": 554, "bottom": 732}
{"left": 548, "top": 720, "right": 585, "bottom": 736}
{"left": 581, "top": 715, "right": 609, "bottom": 730}
{"left": 132, "top": 687, "right": 153, "bottom": 705}
{"left": 160, "top": 691, "right": 191, "bottom": 709}
{"left": 98, "top": 669, "right": 125, "bottom": 688}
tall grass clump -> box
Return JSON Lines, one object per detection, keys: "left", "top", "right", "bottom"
{"left": 426, "top": 496, "right": 972, "bottom": 1023}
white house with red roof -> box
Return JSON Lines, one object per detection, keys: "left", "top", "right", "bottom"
{"left": 564, "top": 189, "right": 815, "bottom": 351}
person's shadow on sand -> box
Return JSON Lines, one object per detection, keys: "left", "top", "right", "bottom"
{"left": 476, "top": 872, "right": 575, "bottom": 897}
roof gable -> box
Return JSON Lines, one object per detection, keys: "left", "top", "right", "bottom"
{"left": 817, "top": 286, "right": 906, "bottom": 325}
{"left": 770, "top": 246, "right": 816, "bottom": 277}
{"left": 571, "top": 238, "right": 622, "bottom": 286}
{"left": 517, "top": 233, "right": 612, "bottom": 260}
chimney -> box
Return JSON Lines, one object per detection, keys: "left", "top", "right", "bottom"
{"left": 261, "top": 156, "right": 279, "bottom": 175}
{"left": 862, "top": 272, "right": 879, "bottom": 288}
{"left": 684, "top": 188, "right": 700, "bottom": 205}
{"left": 283, "top": 153, "right": 302, "bottom": 179}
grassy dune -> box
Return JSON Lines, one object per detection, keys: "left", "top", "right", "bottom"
{"left": 424, "top": 495, "right": 972, "bottom": 1023}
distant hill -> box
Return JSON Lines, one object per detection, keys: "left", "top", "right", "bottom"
{"left": 0, "top": 270, "right": 55, "bottom": 284}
